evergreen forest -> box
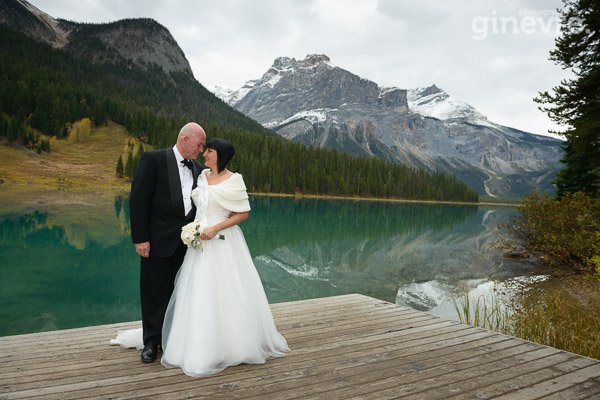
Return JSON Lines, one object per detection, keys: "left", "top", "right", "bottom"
{"left": 0, "top": 25, "right": 478, "bottom": 202}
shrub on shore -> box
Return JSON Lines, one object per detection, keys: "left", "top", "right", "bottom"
{"left": 499, "top": 191, "right": 600, "bottom": 275}
{"left": 511, "top": 290, "right": 600, "bottom": 359}
{"left": 462, "top": 189, "right": 600, "bottom": 359}
{"left": 452, "top": 287, "right": 600, "bottom": 360}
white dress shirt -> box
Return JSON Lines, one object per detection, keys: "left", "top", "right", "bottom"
{"left": 173, "top": 146, "right": 194, "bottom": 215}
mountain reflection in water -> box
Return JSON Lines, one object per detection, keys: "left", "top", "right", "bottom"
{"left": 247, "top": 197, "right": 536, "bottom": 306}
{"left": 0, "top": 187, "right": 535, "bottom": 336}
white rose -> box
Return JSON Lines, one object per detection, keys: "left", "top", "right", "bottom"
{"left": 181, "top": 223, "right": 199, "bottom": 247}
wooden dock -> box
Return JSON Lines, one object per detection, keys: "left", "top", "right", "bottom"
{"left": 1, "top": 293, "right": 599, "bottom": 399}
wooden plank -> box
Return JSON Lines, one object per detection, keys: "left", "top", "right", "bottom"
{"left": 12, "top": 332, "right": 496, "bottom": 400}
{"left": 492, "top": 363, "right": 600, "bottom": 399}
{"left": 539, "top": 377, "right": 600, "bottom": 400}
{"left": 0, "top": 321, "right": 138, "bottom": 345}
{"left": 0, "top": 316, "right": 460, "bottom": 382}
{"left": 0, "top": 313, "right": 446, "bottom": 388}
{"left": 0, "top": 308, "right": 400, "bottom": 365}
{"left": 405, "top": 352, "right": 588, "bottom": 400}
{"left": 125, "top": 333, "right": 507, "bottom": 399}
{"left": 254, "top": 344, "right": 558, "bottom": 400}
{"left": 0, "top": 307, "right": 432, "bottom": 370}
{"left": 0, "top": 296, "right": 380, "bottom": 350}
{"left": 4, "top": 316, "right": 447, "bottom": 365}
{"left": 0, "top": 294, "right": 372, "bottom": 347}
{"left": 445, "top": 357, "right": 600, "bottom": 400}
{"left": 1, "top": 294, "right": 598, "bottom": 400}
{"left": 0, "top": 318, "right": 468, "bottom": 398}
{"left": 121, "top": 334, "right": 515, "bottom": 400}
{"left": 0, "top": 298, "right": 406, "bottom": 353}
{"left": 0, "top": 322, "right": 482, "bottom": 398}
{"left": 97, "top": 329, "right": 503, "bottom": 400}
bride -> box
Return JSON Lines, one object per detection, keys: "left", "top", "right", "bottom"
{"left": 113, "top": 138, "right": 289, "bottom": 377}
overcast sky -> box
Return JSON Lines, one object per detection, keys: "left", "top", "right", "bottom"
{"left": 29, "top": 0, "right": 571, "bottom": 139}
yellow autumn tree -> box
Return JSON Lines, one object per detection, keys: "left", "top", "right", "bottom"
{"left": 68, "top": 118, "right": 92, "bottom": 143}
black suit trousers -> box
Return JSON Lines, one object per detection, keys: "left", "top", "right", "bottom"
{"left": 140, "top": 240, "right": 187, "bottom": 346}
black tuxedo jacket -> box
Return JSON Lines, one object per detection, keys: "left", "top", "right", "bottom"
{"left": 129, "top": 146, "right": 202, "bottom": 258}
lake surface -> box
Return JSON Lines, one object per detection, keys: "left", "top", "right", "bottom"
{"left": 0, "top": 185, "right": 536, "bottom": 336}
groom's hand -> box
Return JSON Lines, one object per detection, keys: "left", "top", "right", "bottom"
{"left": 135, "top": 242, "right": 150, "bottom": 258}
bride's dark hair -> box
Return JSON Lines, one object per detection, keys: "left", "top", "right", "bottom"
{"left": 205, "top": 138, "right": 235, "bottom": 173}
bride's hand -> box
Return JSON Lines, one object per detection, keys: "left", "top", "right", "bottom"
{"left": 200, "top": 226, "right": 218, "bottom": 240}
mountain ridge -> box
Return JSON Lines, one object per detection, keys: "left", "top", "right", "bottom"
{"left": 215, "top": 54, "right": 563, "bottom": 197}
{"left": 0, "top": 11, "right": 478, "bottom": 203}
{"left": 0, "top": 0, "right": 277, "bottom": 146}
{"left": 1, "top": 0, "right": 193, "bottom": 76}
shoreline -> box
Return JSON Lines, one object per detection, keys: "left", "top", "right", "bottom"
{"left": 0, "top": 180, "right": 516, "bottom": 207}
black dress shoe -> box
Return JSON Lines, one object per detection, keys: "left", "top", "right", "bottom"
{"left": 141, "top": 343, "right": 158, "bottom": 363}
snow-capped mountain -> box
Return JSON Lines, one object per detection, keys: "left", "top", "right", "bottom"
{"left": 214, "top": 84, "right": 255, "bottom": 107}
{"left": 214, "top": 54, "right": 563, "bottom": 197}
{"left": 407, "top": 85, "right": 488, "bottom": 122}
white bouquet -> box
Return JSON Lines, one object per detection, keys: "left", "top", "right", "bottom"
{"left": 181, "top": 222, "right": 225, "bottom": 252}
{"left": 181, "top": 222, "right": 203, "bottom": 251}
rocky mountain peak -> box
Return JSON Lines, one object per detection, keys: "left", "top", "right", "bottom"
{"left": 378, "top": 87, "right": 408, "bottom": 109}
{"left": 417, "top": 85, "right": 443, "bottom": 97}
{"left": 270, "top": 54, "right": 335, "bottom": 73}
{"left": 0, "top": 0, "right": 69, "bottom": 47}
{"left": 407, "top": 85, "right": 487, "bottom": 122}
{"left": 302, "top": 54, "right": 331, "bottom": 66}
{"left": 214, "top": 54, "right": 563, "bottom": 197}
{"left": 228, "top": 54, "right": 410, "bottom": 132}
{"left": 272, "top": 56, "right": 295, "bottom": 69}
{"left": 407, "top": 85, "right": 448, "bottom": 104}
{"left": 0, "top": 0, "right": 193, "bottom": 76}
{"left": 64, "top": 18, "right": 193, "bottom": 75}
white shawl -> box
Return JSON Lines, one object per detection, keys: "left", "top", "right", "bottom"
{"left": 194, "top": 170, "right": 251, "bottom": 229}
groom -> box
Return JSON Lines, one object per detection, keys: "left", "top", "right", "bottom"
{"left": 129, "top": 122, "right": 205, "bottom": 363}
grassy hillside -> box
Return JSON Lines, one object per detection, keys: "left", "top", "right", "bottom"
{"left": 0, "top": 121, "right": 133, "bottom": 188}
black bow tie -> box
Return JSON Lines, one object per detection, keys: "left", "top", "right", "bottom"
{"left": 180, "top": 159, "right": 193, "bottom": 170}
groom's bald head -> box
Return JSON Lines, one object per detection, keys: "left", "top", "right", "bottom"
{"left": 176, "top": 122, "right": 206, "bottom": 160}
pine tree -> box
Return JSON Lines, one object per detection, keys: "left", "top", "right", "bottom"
{"left": 132, "top": 143, "right": 144, "bottom": 174}
{"left": 16, "top": 119, "right": 26, "bottom": 143}
{"left": 42, "top": 138, "right": 50, "bottom": 152}
{"left": 92, "top": 99, "right": 107, "bottom": 126}
{"left": 116, "top": 155, "right": 124, "bottom": 178}
{"left": 125, "top": 151, "right": 134, "bottom": 180}
{"left": 0, "top": 115, "right": 7, "bottom": 137}
{"left": 535, "top": 0, "right": 600, "bottom": 196}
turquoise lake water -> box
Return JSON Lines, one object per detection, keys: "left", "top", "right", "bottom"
{"left": 0, "top": 186, "right": 535, "bottom": 336}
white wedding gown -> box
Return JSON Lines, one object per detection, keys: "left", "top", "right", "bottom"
{"left": 112, "top": 170, "right": 289, "bottom": 377}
